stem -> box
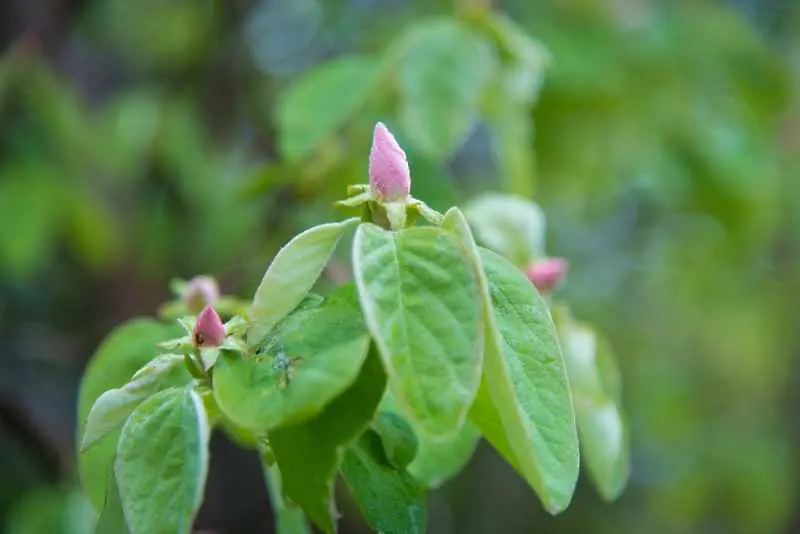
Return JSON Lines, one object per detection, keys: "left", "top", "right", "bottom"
{"left": 183, "top": 352, "right": 207, "bottom": 380}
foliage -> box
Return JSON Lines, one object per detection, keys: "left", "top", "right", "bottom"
{"left": 74, "top": 134, "right": 628, "bottom": 531}
{"left": 2, "top": 0, "right": 800, "bottom": 533}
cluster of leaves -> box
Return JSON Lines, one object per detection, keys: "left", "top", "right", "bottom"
{"left": 272, "top": 3, "right": 548, "bottom": 199}
{"left": 78, "top": 163, "right": 629, "bottom": 534}
{"left": 519, "top": 5, "right": 798, "bottom": 532}
{"left": 465, "top": 193, "right": 629, "bottom": 501}
{"left": 528, "top": 2, "right": 790, "bottom": 240}
{"left": 1, "top": 1, "right": 788, "bottom": 286}
{"left": 8, "top": 0, "right": 797, "bottom": 532}
{"left": 0, "top": 47, "right": 265, "bottom": 284}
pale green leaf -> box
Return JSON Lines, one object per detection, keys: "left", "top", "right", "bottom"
{"left": 216, "top": 288, "right": 370, "bottom": 431}
{"left": 442, "top": 207, "right": 577, "bottom": 513}
{"left": 77, "top": 319, "right": 184, "bottom": 509}
{"left": 554, "top": 306, "right": 630, "bottom": 501}
{"left": 115, "top": 388, "right": 210, "bottom": 534}
{"left": 577, "top": 402, "right": 630, "bottom": 502}
{"left": 278, "top": 55, "right": 382, "bottom": 161}
{"left": 269, "top": 347, "right": 387, "bottom": 533}
{"left": 473, "top": 248, "right": 578, "bottom": 513}
{"left": 341, "top": 430, "right": 427, "bottom": 534}
{"left": 463, "top": 193, "right": 547, "bottom": 268}
{"left": 249, "top": 218, "right": 359, "bottom": 345}
{"left": 81, "top": 353, "right": 187, "bottom": 451}
{"left": 352, "top": 223, "right": 482, "bottom": 439}
{"left": 596, "top": 334, "right": 623, "bottom": 406}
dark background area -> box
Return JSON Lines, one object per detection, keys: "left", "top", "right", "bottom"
{"left": 1, "top": 0, "right": 800, "bottom": 533}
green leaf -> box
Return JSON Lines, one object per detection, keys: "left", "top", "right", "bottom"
{"left": 5, "top": 487, "right": 95, "bottom": 534}
{"left": 410, "top": 420, "right": 479, "bottom": 488}
{"left": 442, "top": 207, "right": 577, "bottom": 513}
{"left": 380, "top": 388, "right": 479, "bottom": 488}
{"left": 577, "top": 402, "right": 630, "bottom": 502}
{"left": 482, "top": 79, "right": 537, "bottom": 197}
{"left": 216, "top": 290, "right": 371, "bottom": 431}
{"left": 63, "top": 186, "right": 120, "bottom": 271}
{"left": 394, "top": 18, "right": 496, "bottom": 159}
{"left": 596, "top": 334, "right": 623, "bottom": 406}
{"left": 341, "top": 430, "right": 427, "bottom": 534}
{"left": 277, "top": 55, "right": 382, "bottom": 161}
{"left": 0, "top": 169, "right": 61, "bottom": 279}
{"left": 484, "top": 13, "right": 550, "bottom": 106}
{"left": 554, "top": 306, "right": 630, "bottom": 501}
{"left": 372, "top": 411, "right": 418, "bottom": 470}
{"left": 463, "top": 193, "right": 547, "bottom": 268}
{"left": 115, "top": 388, "right": 210, "bottom": 534}
{"left": 475, "top": 248, "right": 578, "bottom": 512}
{"left": 77, "top": 319, "right": 184, "bottom": 509}
{"left": 95, "top": 467, "right": 130, "bottom": 534}
{"left": 480, "top": 16, "right": 549, "bottom": 197}
{"left": 269, "top": 346, "right": 387, "bottom": 533}
{"left": 262, "top": 462, "right": 311, "bottom": 534}
{"left": 486, "top": 107, "right": 536, "bottom": 198}
{"left": 249, "top": 218, "right": 359, "bottom": 345}
{"left": 81, "top": 353, "right": 187, "bottom": 451}
{"left": 352, "top": 223, "right": 482, "bottom": 439}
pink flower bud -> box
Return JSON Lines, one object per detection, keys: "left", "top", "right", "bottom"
{"left": 369, "top": 122, "right": 411, "bottom": 201}
{"left": 193, "top": 305, "right": 226, "bottom": 347}
{"left": 526, "top": 257, "right": 568, "bottom": 293}
{"left": 184, "top": 276, "right": 220, "bottom": 314}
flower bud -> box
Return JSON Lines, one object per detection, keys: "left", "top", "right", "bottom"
{"left": 369, "top": 122, "right": 411, "bottom": 201}
{"left": 184, "top": 276, "right": 220, "bottom": 314}
{"left": 526, "top": 257, "right": 568, "bottom": 293}
{"left": 193, "top": 305, "right": 226, "bottom": 347}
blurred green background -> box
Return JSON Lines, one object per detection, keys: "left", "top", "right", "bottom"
{"left": 1, "top": 0, "right": 799, "bottom": 533}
